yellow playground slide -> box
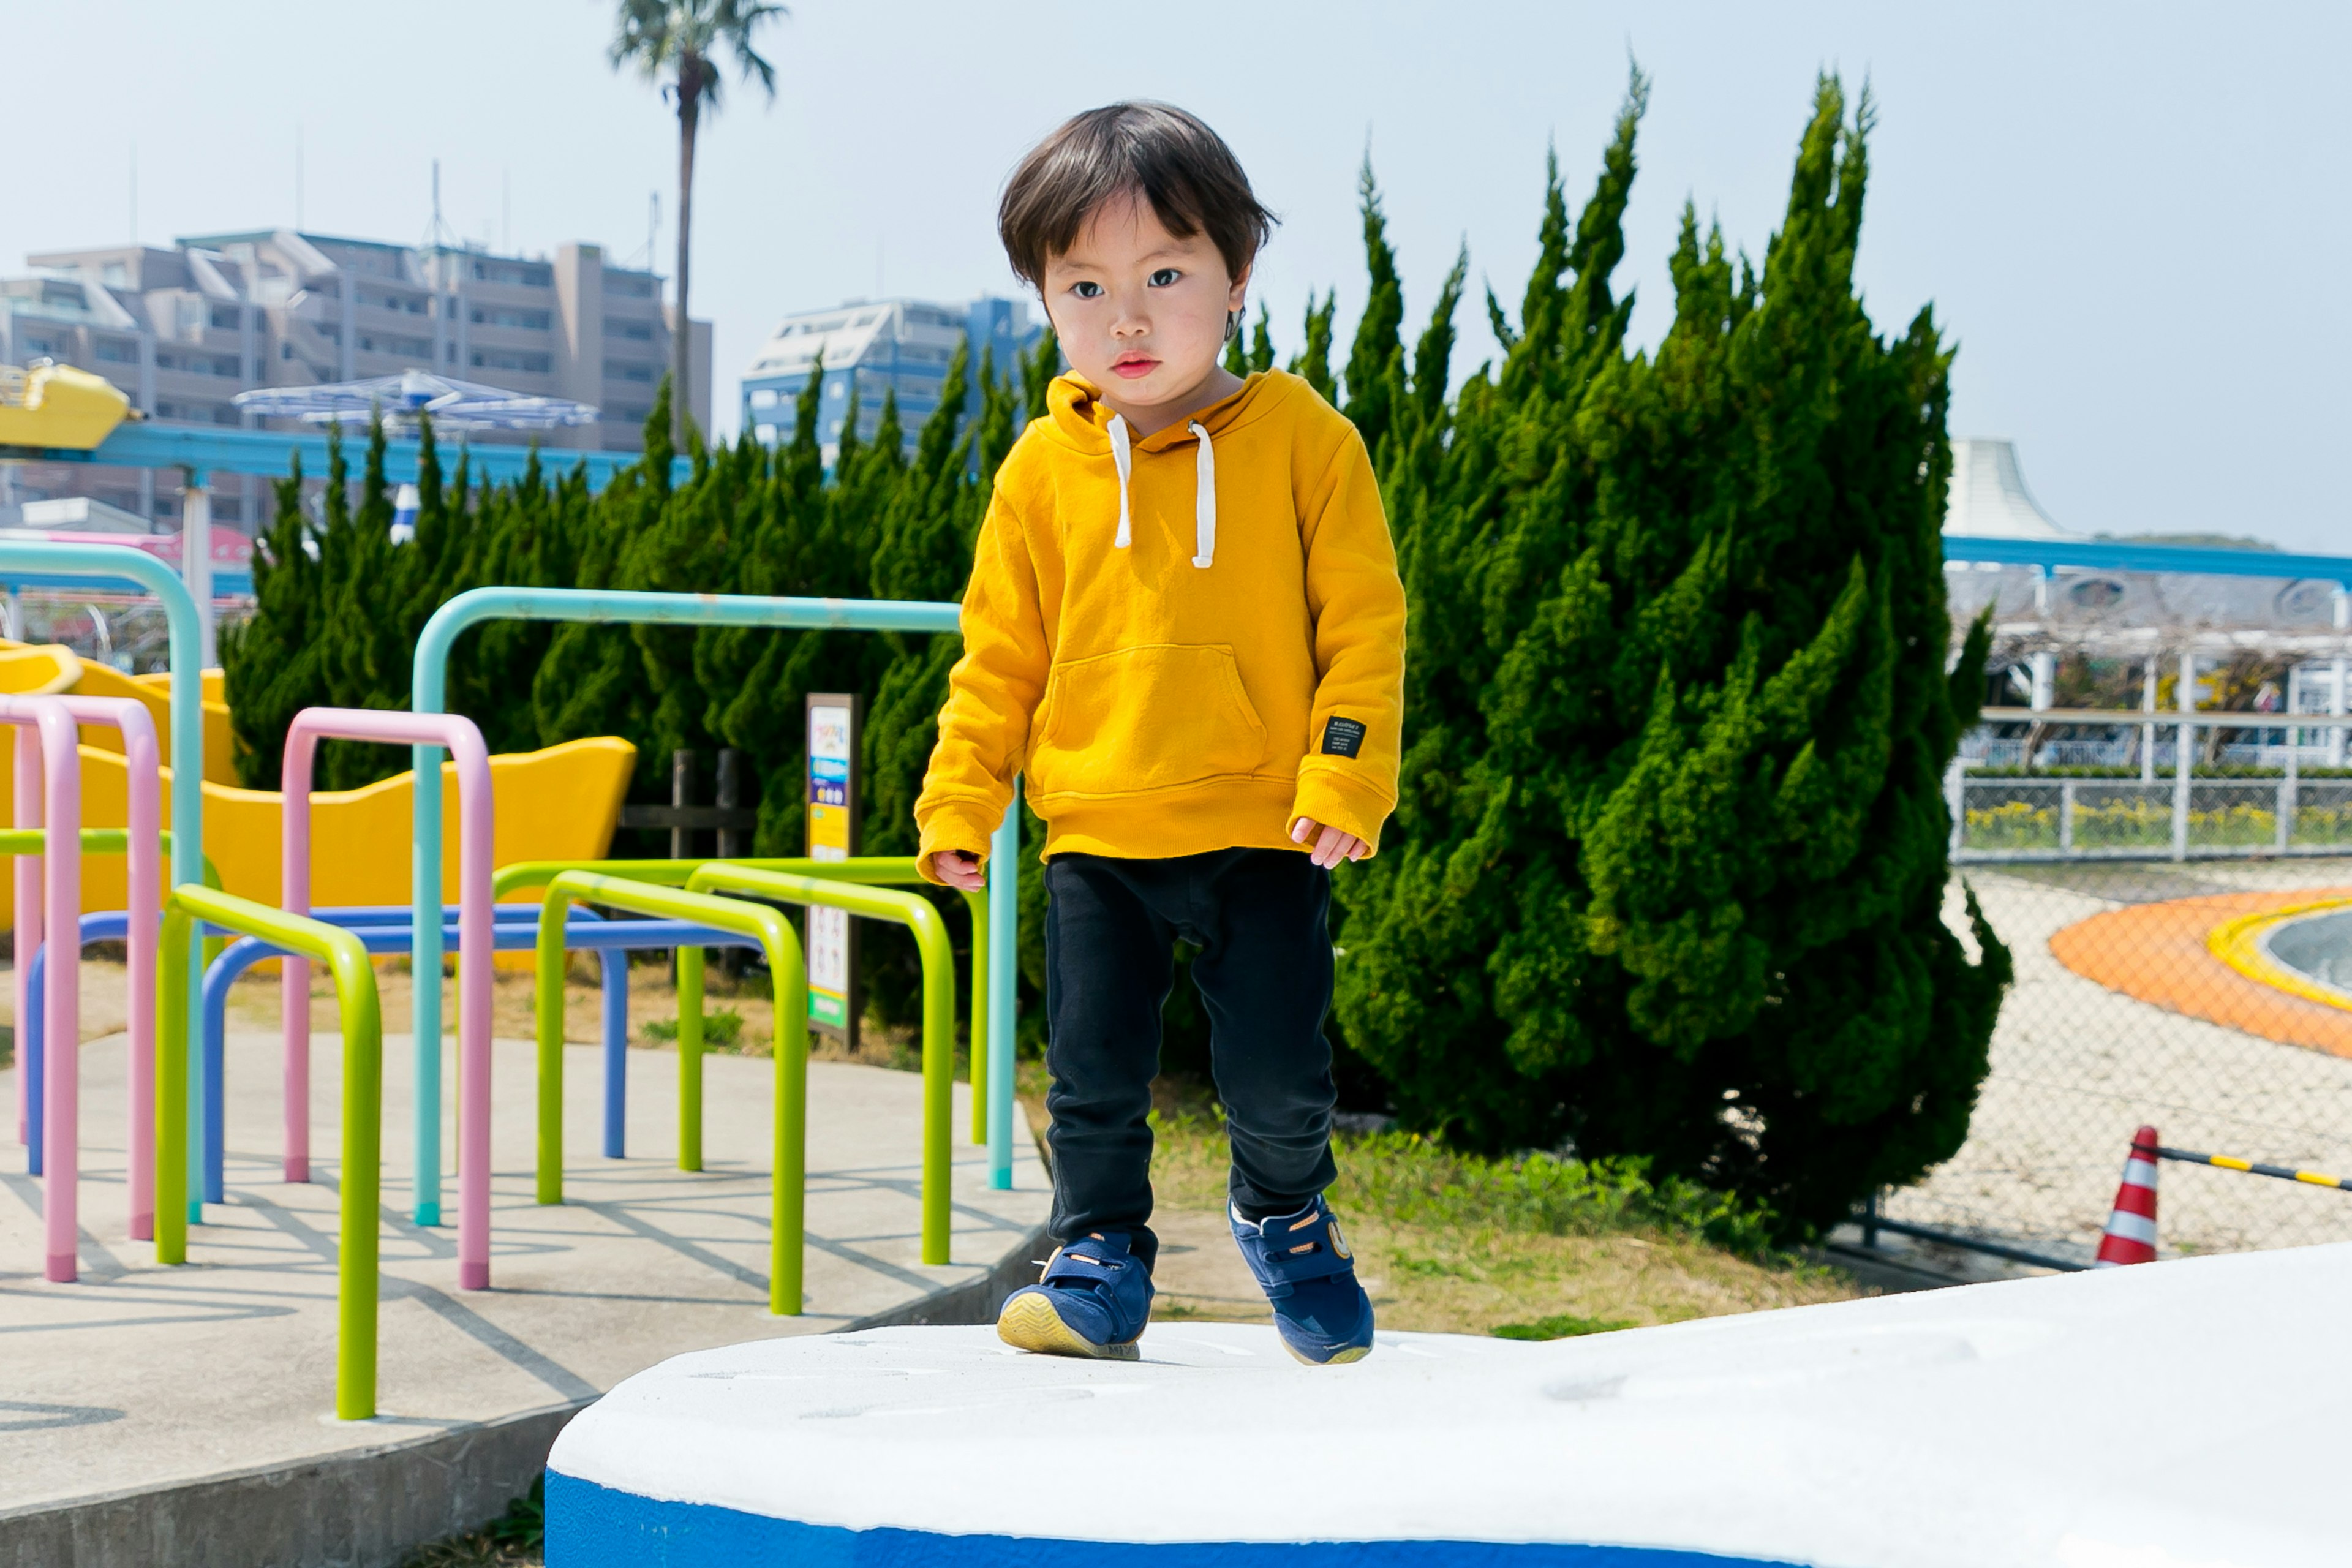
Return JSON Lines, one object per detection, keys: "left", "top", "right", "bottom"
{"left": 0, "top": 640, "right": 237, "bottom": 783}
{"left": 0, "top": 687, "right": 635, "bottom": 922}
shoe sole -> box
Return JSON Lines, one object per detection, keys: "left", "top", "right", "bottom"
{"left": 1281, "top": 1337, "right": 1373, "bottom": 1367}
{"left": 996, "top": 1291, "right": 1142, "bottom": 1361}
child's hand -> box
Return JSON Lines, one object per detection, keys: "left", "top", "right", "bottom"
{"left": 1289, "top": 816, "right": 1370, "bottom": 869}
{"left": 932, "top": 850, "right": 987, "bottom": 891}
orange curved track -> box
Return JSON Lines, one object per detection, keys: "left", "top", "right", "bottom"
{"left": 2051, "top": 887, "right": 2352, "bottom": 1060}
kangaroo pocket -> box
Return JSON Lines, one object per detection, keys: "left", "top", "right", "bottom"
{"left": 1028, "top": 643, "right": 1270, "bottom": 800}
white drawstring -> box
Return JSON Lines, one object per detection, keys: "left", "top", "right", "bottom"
{"left": 1107, "top": 415, "right": 1133, "bottom": 549}
{"left": 1104, "top": 412, "right": 1215, "bottom": 569}
{"left": 1188, "top": 420, "right": 1216, "bottom": 568}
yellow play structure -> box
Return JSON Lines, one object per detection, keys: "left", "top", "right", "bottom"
{"left": 0, "top": 361, "right": 133, "bottom": 450}
{"left": 0, "top": 639, "right": 635, "bottom": 921}
{"left": 0, "top": 640, "right": 237, "bottom": 783}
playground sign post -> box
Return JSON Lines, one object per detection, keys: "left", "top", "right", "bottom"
{"left": 804, "top": 693, "right": 861, "bottom": 1048}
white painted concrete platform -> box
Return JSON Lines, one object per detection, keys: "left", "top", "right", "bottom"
{"left": 0, "top": 1028, "right": 1047, "bottom": 1566}
{"left": 549, "top": 1243, "right": 2352, "bottom": 1567}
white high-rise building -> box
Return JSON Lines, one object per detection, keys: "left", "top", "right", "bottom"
{"left": 741, "top": 296, "right": 1041, "bottom": 464}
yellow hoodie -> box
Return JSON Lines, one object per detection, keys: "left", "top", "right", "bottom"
{"left": 914, "top": 368, "right": 1406, "bottom": 880}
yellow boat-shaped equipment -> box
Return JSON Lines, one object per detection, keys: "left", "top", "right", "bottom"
{"left": 0, "top": 361, "right": 133, "bottom": 451}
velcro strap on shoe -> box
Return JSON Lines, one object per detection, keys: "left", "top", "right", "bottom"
{"left": 1042, "top": 1240, "right": 1132, "bottom": 1289}
{"left": 1243, "top": 1210, "right": 1354, "bottom": 1296}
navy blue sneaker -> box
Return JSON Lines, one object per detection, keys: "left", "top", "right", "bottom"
{"left": 1231, "top": 1196, "right": 1375, "bottom": 1365}
{"left": 995, "top": 1231, "right": 1153, "bottom": 1360}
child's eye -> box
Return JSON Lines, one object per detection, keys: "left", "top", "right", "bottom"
{"left": 1148, "top": 268, "right": 1182, "bottom": 287}
{"left": 1071, "top": 281, "right": 1104, "bottom": 300}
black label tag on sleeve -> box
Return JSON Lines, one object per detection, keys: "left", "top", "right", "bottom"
{"left": 1321, "top": 716, "right": 1367, "bottom": 758}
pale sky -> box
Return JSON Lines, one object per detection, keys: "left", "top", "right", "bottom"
{"left": 4, "top": 1, "right": 2345, "bottom": 550}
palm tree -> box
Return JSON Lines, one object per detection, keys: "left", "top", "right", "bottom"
{"left": 611, "top": 0, "right": 784, "bottom": 447}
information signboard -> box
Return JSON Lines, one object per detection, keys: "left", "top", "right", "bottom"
{"left": 805, "top": 693, "right": 861, "bottom": 1047}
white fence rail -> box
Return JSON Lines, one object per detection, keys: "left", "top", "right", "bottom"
{"left": 1954, "top": 707, "right": 2352, "bottom": 863}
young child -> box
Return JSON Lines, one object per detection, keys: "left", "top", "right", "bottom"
{"left": 916, "top": 102, "right": 1406, "bottom": 1366}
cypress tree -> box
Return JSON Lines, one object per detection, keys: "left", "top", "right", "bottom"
{"left": 1333, "top": 75, "right": 2008, "bottom": 1236}
{"left": 1339, "top": 161, "right": 1405, "bottom": 454}
{"left": 1288, "top": 292, "right": 1338, "bottom": 404}
{"left": 222, "top": 458, "right": 322, "bottom": 788}
{"left": 1244, "top": 306, "right": 1276, "bottom": 375}
{"left": 704, "top": 364, "right": 841, "bottom": 858}
{"left": 532, "top": 382, "right": 676, "bottom": 794}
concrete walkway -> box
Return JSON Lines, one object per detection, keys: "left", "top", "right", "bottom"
{"left": 0, "top": 1028, "right": 1048, "bottom": 1564}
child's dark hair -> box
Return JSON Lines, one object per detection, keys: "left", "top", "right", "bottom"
{"left": 998, "top": 102, "right": 1276, "bottom": 291}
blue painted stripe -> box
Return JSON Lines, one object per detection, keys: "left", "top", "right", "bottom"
{"left": 545, "top": 1474, "right": 1804, "bottom": 1568}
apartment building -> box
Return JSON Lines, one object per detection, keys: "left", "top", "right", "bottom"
{"left": 740, "top": 295, "right": 1041, "bottom": 464}
{"left": 0, "top": 230, "right": 709, "bottom": 528}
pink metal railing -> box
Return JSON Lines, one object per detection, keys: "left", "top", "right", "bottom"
{"left": 282, "top": 709, "right": 495, "bottom": 1290}
{"left": 2, "top": 696, "right": 84, "bottom": 1281}
{"left": 58, "top": 697, "right": 161, "bottom": 1240}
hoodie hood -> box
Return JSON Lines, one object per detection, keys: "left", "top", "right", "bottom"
{"left": 1044, "top": 370, "right": 1302, "bottom": 571}
{"left": 913, "top": 361, "right": 1404, "bottom": 878}
{"left": 1043, "top": 367, "right": 1289, "bottom": 451}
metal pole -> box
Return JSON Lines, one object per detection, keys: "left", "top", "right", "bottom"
{"left": 0, "top": 544, "right": 203, "bottom": 1220}
{"left": 717, "top": 747, "right": 747, "bottom": 978}
{"left": 180, "top": 469, "right": 215, "bottom": 668}
{"left": 987, "top": 789, "right": 1019, "bottom": 1191}
{"left": 2060, "top": 779, "right": 2076, "bottom": 853}
{"left": 2174, "top": 650, "right": 2195, "bottom": 862}
{"left": 715, "top": 749, "right": 747, "bottom": 858}
{"left": 2334, "top": 590, "right": 2349, "bottom": 769}
{"left": 668, "top": 749, "right": 695, "bottom": 987}
{"left": 2281, "top": 729, "right": 2297, "bottom": 854}
{"left": 2141, "top": 655, "right": 2158, "bottom": 784}
{"left": 1944, "top": 758, "right": 1965, "bottom": 856}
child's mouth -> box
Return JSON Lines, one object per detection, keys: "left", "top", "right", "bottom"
{"left": 1111, "top": 356, "right": 1158, "bottom": 380}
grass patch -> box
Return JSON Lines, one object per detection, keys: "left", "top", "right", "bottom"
{"left": 1148, "top": 1109, "right": 1787, "bottom": 1262}
{"left": 639, "top": 1006, "right": 745, "bottom": 1048}
{"left": 1493, "top": 1313, "right": 1634, "bottom": 1340}
{"left": 1133, "top": 1100, "right": 1859, "bottom": 1337}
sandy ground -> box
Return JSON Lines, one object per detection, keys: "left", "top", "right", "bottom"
{"left": 1893, "top": 858, "right": 2352, "bottom": 1259}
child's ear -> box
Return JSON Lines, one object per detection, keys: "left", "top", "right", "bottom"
{"left": 1227, "top": 259, "right": 1253, "bottom": 312}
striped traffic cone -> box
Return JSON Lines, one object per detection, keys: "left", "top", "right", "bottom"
{"left": 2093, "top": 1125, "right": 2161, "bottom": 1267}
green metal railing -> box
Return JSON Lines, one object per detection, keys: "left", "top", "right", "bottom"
{"left": 492, "top": 856, "right": 991, "bottom": 1142}
{"left": 1, "top": 829, "right": 227, "bottom": 964}
{"left": 153, "top": 884, "right": 383, "bottom": 1420}
{"left": 682, "top": 863, "right": 959, "bottom": 1268}
{"left": 0, "top": 826, "right": 224, "bottom": 890}
{"left": 533, "top": 871, "right": 810, "bottom": 1314}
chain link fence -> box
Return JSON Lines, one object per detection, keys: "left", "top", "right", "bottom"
{"left": 1885, "top": 851, "right": 2352, "bottom": 1266}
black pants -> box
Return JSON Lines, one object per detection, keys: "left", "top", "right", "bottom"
{"left": 1042, "top": 847, "right": 1338, "bottom": 1273}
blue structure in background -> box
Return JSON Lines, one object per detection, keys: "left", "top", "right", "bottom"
{"left": 739, "top": 296, "right": 1046, "bottom": 464}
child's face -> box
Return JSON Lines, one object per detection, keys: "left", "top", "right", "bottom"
{"left": 1041, "top": 192, "right": 1250, "bottom": 418}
